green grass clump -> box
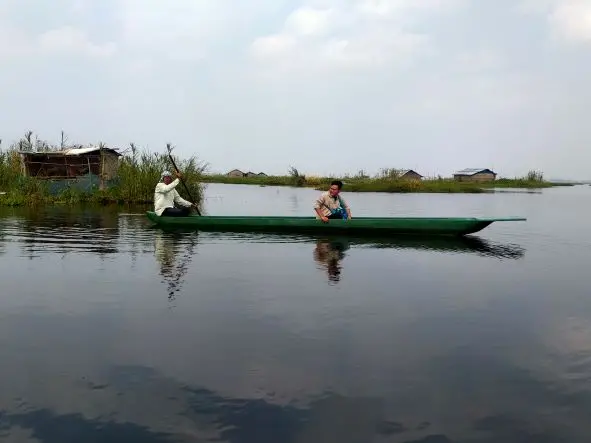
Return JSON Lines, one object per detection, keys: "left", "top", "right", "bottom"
{"left": 114, "top": 143, "right": 206, "bottom": 205}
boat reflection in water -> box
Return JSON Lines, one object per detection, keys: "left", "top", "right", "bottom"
{"left": 151, "top": 225, "right": 525, "bottom": 291}
{"left": 310, "top": 234, "right": 524, "bottom": 284}
{"left": 200, "top": 231, "right": 526, "bottom": 260}
{"left": 342, "top": 234, "right": 526, "bottom": 260}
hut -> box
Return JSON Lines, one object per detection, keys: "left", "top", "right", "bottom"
{"left": 453, "top": 168, "right": 497, "bottom": 182}
{"left": 227, "top": 169, "right": 267, "bottom": 178}
{"left": 399, "top": 170, "right": 423, "bottom": 181}
{"left": 19, "top": 146, "right": 122, "bottom": 192}
{"left": 227, "top": 169, "right": 245, "bottom": 177}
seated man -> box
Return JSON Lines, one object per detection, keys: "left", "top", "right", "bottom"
{"left": 314, "top": 180, "right": 352, "bottom": 222}
{"left": 154, "top": 170, "right": 195, "bottom": 217}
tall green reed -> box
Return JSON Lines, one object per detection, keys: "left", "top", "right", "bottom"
{"left": 115, "top": 143, "right": 207, "bottom": 205}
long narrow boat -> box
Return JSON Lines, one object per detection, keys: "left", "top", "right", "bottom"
{"left": 145, "top": 211, "right": 526, "bottom": 236}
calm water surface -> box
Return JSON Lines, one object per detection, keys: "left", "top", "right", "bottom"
{"left": 1, "top": 183, "right": 590, "bottom": 442}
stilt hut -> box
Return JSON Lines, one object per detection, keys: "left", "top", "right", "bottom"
{"left": 19, "top": 146, "right": 122, "bottom": 192}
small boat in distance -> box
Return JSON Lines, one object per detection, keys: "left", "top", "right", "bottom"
{"left": 145, "top": 212, "right": 526, "bottom": 237}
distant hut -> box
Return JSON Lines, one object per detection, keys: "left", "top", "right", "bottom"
{"left": 19, "top": 146, "right": 121, "bottom": 191}
{"left": 399, "top": 169, "right": 423, "bottom": 181}
{"left": 453, "top": 168, "right": 497, "bottom": 182}
{"left": 227, "top": 169, "right": 245, "bottom": 177}
{"left": 226, "top": 169, "right": 266, "bottom": 178}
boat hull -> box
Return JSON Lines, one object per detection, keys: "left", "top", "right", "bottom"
{"left": 145, "top": 212, "right": 526, "bottom": 236}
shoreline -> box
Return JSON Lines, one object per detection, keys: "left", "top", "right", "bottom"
{"left": 0, "top": 192, "right": 154, "bottom": 208}
{"left": 0, "top": 136, "right": 576, "bottom": 207}
{"left": 200, "top": 175, "right": 570, "bottom": 194}
{"left": 0, "top": 178, "right": 573, "bottom": 208}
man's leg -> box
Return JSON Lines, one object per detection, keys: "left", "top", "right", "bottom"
{"left": 327, "top": 212, "right": 341, "bottom": 219}
{"left": 179, "top": 207, "right": 191, "bottom": 216}
{"left": 162, "top": 207, "right": 189, "bottom": 217}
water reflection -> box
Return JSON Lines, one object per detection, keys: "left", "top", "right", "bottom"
{"left": 182, "top": 386, "right": 421, "bottom": 443}
{"left": 307, "top": 234, "right": 524, "bottom": 284}
{"left": 351, "top": 235, "right": 526, "bottom": 260}
{"left": 0, "top": 207, "right": 160, "bottom": 260}
{"left": 200, "top": 231, "right": 526, "bottom": 260}
{"left": 2, "top": 206, "right": 122, "bottom": 258}
{"left": 147, "top": 228, "right": 525, "bottom": 288}
{"left": 2, "top": 361, "right": 580, "bottom": 442}
{"left": 0, "top": 408, "right": 171, "bottom": 443}
{"left": 0, "top": 365, "right": 460, "bottom": 443}
{"left": 153, "top": 229, "right": 198, "bottom": 300}
{"left": 313, "top": 238, "right": 350, "bottom": 284}
{"left": 0, "top": 206, "right": 526, "bottom": 299}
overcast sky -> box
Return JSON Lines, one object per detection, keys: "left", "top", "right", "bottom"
{"left": 1, "top": 0, "right": 589, "bottom": 179}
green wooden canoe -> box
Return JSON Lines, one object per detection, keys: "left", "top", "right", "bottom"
{"left": 145, "top": 211, "right": 526, "bottom": 236}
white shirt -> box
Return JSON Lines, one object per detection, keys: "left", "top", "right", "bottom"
{"left": 154, "top": 178, "right": 192, "bottom": 215}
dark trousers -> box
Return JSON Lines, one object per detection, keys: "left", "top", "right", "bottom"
{"left": 162, "top": 207, "right": 191, "bottom": 217}
{"left": 327, "top": 208, "right": 348, "bottom": 219}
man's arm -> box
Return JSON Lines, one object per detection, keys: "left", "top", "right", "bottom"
{"left": 155, "top": 178, "right": 180, "bottom": 193}
{"left": 173, "top": 190, "right": 193, "bottom": 207}
{"left": 314, "top": 196, "right": 329, "bottom": 222}
{"left": 315, "top": 207, "right": 329, "bottom": 222}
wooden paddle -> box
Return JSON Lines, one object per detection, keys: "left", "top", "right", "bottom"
{"left": 166, "top": 143, "right": 202, "bottom": 216}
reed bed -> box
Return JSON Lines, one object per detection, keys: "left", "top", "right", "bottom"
{"left": 0, "top": 140, "right": 206, "bottom": 208}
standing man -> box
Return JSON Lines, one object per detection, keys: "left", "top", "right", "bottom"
{"left": 314, "top": 180, "right": 352, "bottom": 222}
{"left": 154, "top": 170, "right": 195, "bottom": 217}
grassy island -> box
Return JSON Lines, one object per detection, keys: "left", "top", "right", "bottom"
{"left": 201, "top": 167, "right": 564, "bottom": 193}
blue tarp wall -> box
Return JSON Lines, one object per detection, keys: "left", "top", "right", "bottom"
{"left": 44, "top": 173, "right": 120, "bottom": 194}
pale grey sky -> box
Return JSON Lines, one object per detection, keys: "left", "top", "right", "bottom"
{"left": 1, "top": 0, "right": 590, "bottom": 179}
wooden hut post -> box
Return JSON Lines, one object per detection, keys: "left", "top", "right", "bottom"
{"left": 99, "top": 146, "right": 105, "bottom": 190}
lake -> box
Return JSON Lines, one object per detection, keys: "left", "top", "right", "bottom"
{"left": 0, "top": 183, "right": 590, "bottom": 443}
